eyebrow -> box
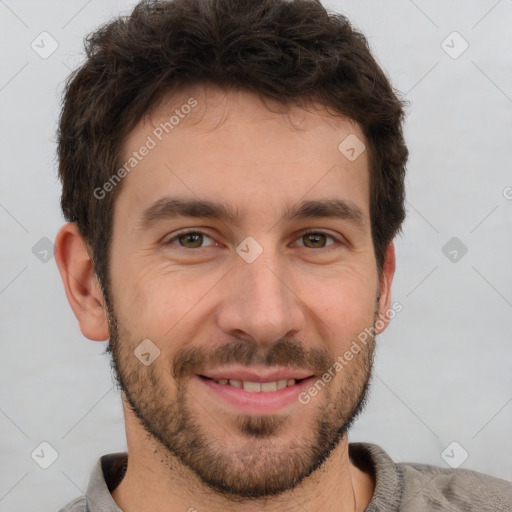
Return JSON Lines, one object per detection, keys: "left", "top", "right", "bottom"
{"left": 136, "top": 196, "right": 366, "bottom": 231}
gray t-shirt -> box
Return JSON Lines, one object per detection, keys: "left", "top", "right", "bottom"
{"left": 58, "top": 442, "right": 512, "bottom": 511}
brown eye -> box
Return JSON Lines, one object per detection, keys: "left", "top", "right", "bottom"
{"left": 304, "top": 233, "right": 326, "bottom": 248}
{"left": 178, "top": 233, "right": 203, "bottom": 248}
{"left": 166, "top": 231, "right": 216, "bottom": 249}
{"left": 297, "top": 231, "right": 337, "bottom": 249}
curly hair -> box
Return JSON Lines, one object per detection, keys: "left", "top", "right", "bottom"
{"left": 57, "top": 0, "right": 408, "bottom": 301}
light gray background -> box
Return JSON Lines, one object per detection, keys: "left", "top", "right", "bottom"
{"left": 1, "top": 0, "right": 511, "bottom": 510}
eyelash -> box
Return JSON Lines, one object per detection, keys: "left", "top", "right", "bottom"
{"left": 164, "top": 228, "right": 343, "bottom": 250}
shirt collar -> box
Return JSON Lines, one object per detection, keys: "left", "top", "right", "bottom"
{"left": 85, "top": 452, "right": 126, "bottom": 511}
{"left": 349, "top": 442, "right": 404, "bottom": 511}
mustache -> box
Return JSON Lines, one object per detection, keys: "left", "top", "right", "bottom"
{"left": 172, "top": 337, "right": 334, "bottom": 380}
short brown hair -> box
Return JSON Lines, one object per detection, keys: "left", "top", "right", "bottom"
{"left": 57, "top": 0, "right": 408, "bottom": 302}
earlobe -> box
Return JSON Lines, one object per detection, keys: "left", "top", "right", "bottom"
{"left": 376, "top": 242, "right": 396, "bottom": 334}
{"left": 54, "top": 223, "right": 110, "bottom": 341}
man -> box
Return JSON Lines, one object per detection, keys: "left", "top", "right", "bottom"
{"left": 54, "top": 0, "right": 512, "bottom": 510}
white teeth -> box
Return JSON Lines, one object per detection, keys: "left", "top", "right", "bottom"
{"left": 277, "top": 379, "right": 288, "bottom": 390}
{"left": 243, "top": 381, "right": 261, "bottom": 392}
{"left": 213, "top": 378, "right": 299, "bottom": 392}
{"left": 261, "top": 381, "right": 278, "bottom": 392}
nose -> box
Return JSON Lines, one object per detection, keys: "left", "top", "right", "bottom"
{"left": 215, "top": 247, "right": 306, "bottom": 346}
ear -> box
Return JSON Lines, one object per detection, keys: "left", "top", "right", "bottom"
{"left": 54, "top": 223, "right": 110, "bottom": 341}
{"left": 375, "top": 242, "right": 396, "bottom": 334}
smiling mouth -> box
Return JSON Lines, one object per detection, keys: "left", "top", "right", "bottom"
{"left": 199, "top": 375, "right": 308, "bottom": 392}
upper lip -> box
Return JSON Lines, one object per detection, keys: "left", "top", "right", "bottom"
{"left": 199, "top": 366, "right": 315, "bottom": 383}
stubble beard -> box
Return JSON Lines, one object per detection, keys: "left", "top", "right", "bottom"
{"left": 104, "top": 300, "right": 377, "bottom": 500}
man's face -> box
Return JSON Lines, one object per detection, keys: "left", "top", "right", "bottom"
{"left": 105, "top": 86, "right": 388, "bottom": 498}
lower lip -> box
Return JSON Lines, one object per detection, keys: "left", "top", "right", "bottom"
{"left": 196, "top": 375, "right": 316, "bottom": 414}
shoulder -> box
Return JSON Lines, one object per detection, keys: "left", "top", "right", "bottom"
{"left": 349, "top": 443, "right": 512, "bottom": 512}
{"left": 399, "top": 460, "right": 512, "bottom": 511}
{"left": 57, "top": 495, "right": 86, "bottom": 512}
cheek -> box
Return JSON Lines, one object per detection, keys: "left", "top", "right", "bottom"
{"left": 116, "top": 263, "right": 223, "bottom": 339}
{"left": 308, "top": 268, "right": 378, "bottom": 339}
{"left": 320, "top": 287, "right": 375, "bottom": 325}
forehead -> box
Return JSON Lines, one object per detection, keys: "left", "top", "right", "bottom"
{"left": 115, "top": 85, "right": 371, "bottom": 229}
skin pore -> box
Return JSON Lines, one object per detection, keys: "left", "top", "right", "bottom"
{"left": 55, "top": 85, "right": 396, "bottom": 512}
